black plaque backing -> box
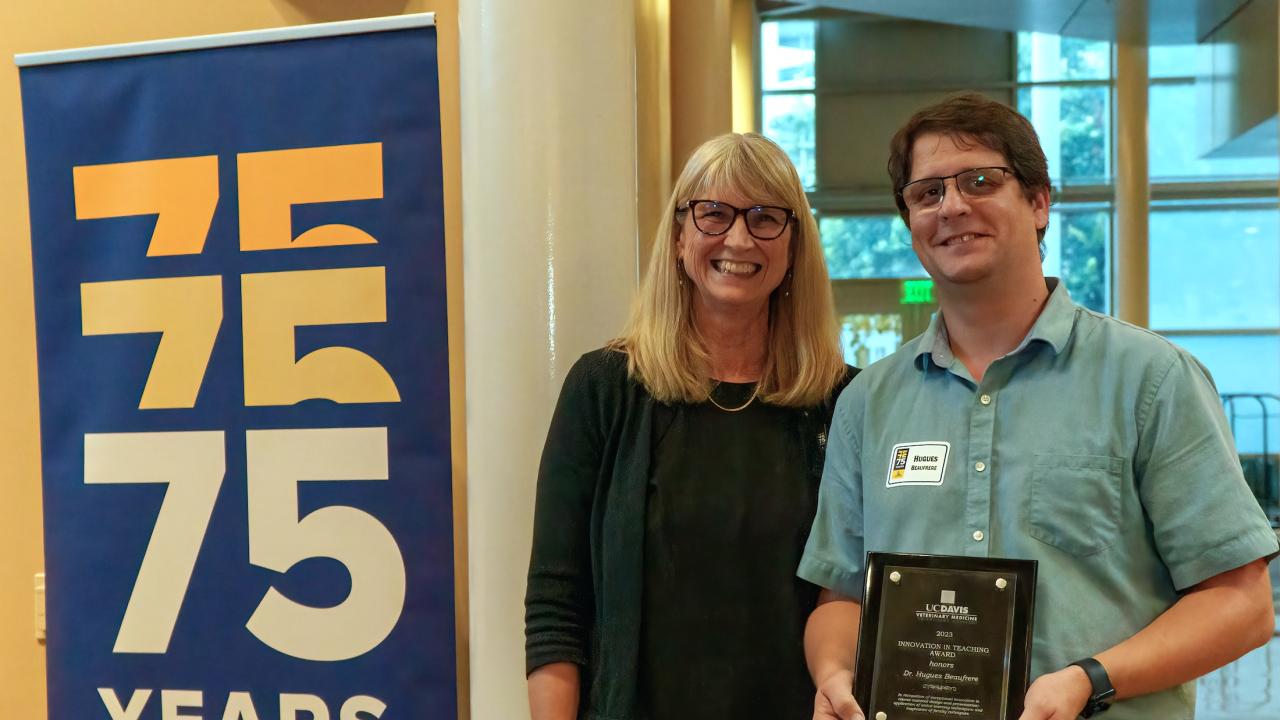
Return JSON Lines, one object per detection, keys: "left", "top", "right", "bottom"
{"left": 854, "top": 553, "right": 1037, "bottom": 720}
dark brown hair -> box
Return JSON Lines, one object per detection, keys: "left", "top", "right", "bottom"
{"left": 887, "top": 92, "right": 1051, "bottom": 241}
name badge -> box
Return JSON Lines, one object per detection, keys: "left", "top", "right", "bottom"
{"left": 886, "top": 441, "right": 950, "bottom": 487}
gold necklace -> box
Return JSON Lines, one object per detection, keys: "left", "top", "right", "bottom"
{"left": 707, "top": 381, "right": 759, "bottom": 412}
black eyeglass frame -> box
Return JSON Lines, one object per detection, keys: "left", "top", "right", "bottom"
{"left": 677, "top": 199, "right": 797, "bottom": 240}
{"left": 896, "top": 166, "right": 1019, "bottom": 211}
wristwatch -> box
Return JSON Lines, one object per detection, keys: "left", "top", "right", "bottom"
{"left": 1070, "top": 657, "right": 1116, "bottom": 717}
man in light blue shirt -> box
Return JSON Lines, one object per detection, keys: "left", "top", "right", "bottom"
{"left": 800, "top": 93, "right": 1278, "bottom": 720}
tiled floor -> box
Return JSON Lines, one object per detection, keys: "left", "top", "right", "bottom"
{"left": 1195, "top": 560, "right": 1280, "bottom": 719}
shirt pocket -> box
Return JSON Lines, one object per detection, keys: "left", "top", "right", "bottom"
{"left": 1029, "top": 453, "right": 1124, "bottom": 556}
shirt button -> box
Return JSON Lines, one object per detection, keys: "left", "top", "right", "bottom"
{"left": 975, "top": 461, "right": 987, "bottom": 472}
{"left": 973, "top": 530, "right": 985, "bottom": 542}
{"left": 980, "top": 394, "right": 992, "bottom": 405}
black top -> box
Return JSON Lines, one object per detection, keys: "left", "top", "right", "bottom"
{"left": 641, "top": 382, "right": 826, "bottom": 719}
{"left": 525, "top": 349, "right": 857, "bottom": 720}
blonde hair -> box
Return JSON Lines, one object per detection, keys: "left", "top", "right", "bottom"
{"left": 610, "top": 132, "right": 845, "bottom": 407}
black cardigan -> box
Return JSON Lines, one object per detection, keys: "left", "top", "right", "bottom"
{"left": 525, "top": 348, "right": 855, "bottom": 719}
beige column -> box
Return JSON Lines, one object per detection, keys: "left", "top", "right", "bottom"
{"left": 458, "top": 1, "right": 639, "bottom": 719}
{"left": 670, "top": 0, "right": 733, "bottom": 177}
{"left": 730, "top": 0, "right": 758, "bottom": 133}
{"left": 637, "top": 0, "right": 672, "bottom": 272}
{"left": 1114, "top": 2, "right": 1150, "bottom": 326}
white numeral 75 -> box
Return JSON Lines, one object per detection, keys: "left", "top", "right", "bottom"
{"left": 84, "top": 427, "right": 406, "bottom": 661}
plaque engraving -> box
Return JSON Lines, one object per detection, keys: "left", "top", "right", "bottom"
{"left": 855, "top": 553, "right": 1037, "bottom": 719}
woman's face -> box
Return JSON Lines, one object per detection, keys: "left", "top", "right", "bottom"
{"left": 676, "top": 185, "right": 793, "bottom": 320}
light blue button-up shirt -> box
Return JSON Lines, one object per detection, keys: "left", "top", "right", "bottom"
{"left": 799, "top": 279, "right": 1278, "bottom": 719}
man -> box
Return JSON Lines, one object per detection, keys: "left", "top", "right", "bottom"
{"left": 799, "top": 92, "right": 1278, "bottom": 720}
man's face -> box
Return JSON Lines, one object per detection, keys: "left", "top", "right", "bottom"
{"left": 904, "top": 132, "right": 1049, "bottom": 289}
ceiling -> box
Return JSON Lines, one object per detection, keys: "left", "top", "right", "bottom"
{"left": 760, "top": 0, "right": 1251, "bottom": 45}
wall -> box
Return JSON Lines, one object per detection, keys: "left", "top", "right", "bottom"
{"left": 1202, "top": 0, "right": 1279, "bottom": 157}
{"left": 815, "top": 16, "right": 1013, "bottom": 197}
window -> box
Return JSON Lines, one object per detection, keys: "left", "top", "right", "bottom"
{"left": 1016, "top": 85, "right": 1111, "bottom": 186}
{"left": 1015, "top": 33, "right": 1113, "bottom": 314}
{"left": 1149, "top": 204, "right": 1279, "bottom": 331}
{"left": 840, "top": 313, "right": 902, "bottom": 368}
{"left": 757, "top": 18, "right": 1118, "bottom": 360}
{"left": 1052, "top": 207, "right": 1111, "bottom": 313}
{"left": 758, "top": 21, "right": 1277, "bottom": 402}
{"left": 1144, "top": 45, "right": 1280, "bottom": 458}
{"left": 762, "top": 95, "right": 816, "bottom": 188}
{"left": 1017, "top": 32, "right": 1110, "bottom": 82}
{"left": 820, "top": 215, "right": 924, "bottom": 280}
{"left": 1150, "top": 203, "right": 1280, "bottom": 453}
{"left": 761, "top": 21, "right": 816, "bottom": 189}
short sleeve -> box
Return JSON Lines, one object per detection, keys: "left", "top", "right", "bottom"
{"left": 798, "top": 380, "right": 869, "bottom": 597}
{"left": 1135, "top": 351, "right": 1279, "bottom": 590}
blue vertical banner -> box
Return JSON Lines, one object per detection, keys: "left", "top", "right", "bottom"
{"left": 18, "top": 15, "right": 456, "bottom": 719}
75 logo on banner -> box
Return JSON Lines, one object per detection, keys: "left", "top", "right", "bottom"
{"left": 73, "top": 143, "right": 406, "bottom": 664}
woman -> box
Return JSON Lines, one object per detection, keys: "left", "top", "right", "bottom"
{"left": 525, "top": 132, "right": 856, "bottom": 719}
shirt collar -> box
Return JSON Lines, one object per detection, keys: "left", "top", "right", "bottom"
{"left": 915, "top": 277, "right": 1075, "bottom": 371}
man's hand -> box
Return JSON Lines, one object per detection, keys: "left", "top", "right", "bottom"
{"left": 1017, "top": 664, "right": 1092, "bottom": 720}
{"left": 813, "top": 669, "right": 864, "bottom": 720}
{"left": 806, "top": 591, "right": 864, "bottom": 719}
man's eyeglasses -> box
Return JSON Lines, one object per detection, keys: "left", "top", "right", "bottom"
{"left": 679, "top": 200, "right": 795, "bottom": 240}
{"left": 897, "top": 166, "right": 1017, "bottom": 212}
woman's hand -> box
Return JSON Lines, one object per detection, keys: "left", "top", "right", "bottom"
{"left": 528, "top": 662, "right": 580, "bottom": 720}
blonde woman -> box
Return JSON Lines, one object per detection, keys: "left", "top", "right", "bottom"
{"left": 525, "top": 133, "right": 856, "bottom": 720}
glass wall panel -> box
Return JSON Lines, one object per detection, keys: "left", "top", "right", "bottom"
{"left": 1198, "top": 644, "right": 1280, "bottom": 719}
{"left": 1016, "top": 32, "right": 1109, "bottom": 82}
{"left": 1150, "top": 206, "right": 1280, "bottom": 330}
{"left": 819, "top": 215, "right": 925, "bottom": 280}
{"left": 820, "top": 208, "right": 1109, "bottom": 315}
{"left": 1168, "top": 334, "right": 1280, "bottom": 455}
{"left": 840, "top": 313, "right": 903, "bottom": 368}
{"left": 1148, "top": 44, "right": 1199, "bottom": 79}
{"left": 1170, "top": 334, "right": 1280, "bottom": 396}
{"left": 1055, "top": 208, "right": 1111, "bottom": 313}
{"left": 762, "top": 94, "right": 816, "bottom": 189}
{"left": 1017, "top": 85, "right": 1111, "bottom": 185}
{"left": 762, "top": 21, "right": 816, "bottom": 90}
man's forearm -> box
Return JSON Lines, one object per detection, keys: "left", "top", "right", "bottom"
{"left": 806, "top": 592, "right": 863, "bottom": 685}
{"left": 1096, "top": 559, "right": 1274, "bottom": 700}
{"left": 528, "top": 662, "right": 580, "bottom": 720}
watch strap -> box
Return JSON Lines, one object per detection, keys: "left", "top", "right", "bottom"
{"left": 1070, "top": 657, "right": 1116, "bottom": 717}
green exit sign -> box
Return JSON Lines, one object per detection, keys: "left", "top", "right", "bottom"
{"left": 900, "top": 279, "right": 935, "bottom": 305}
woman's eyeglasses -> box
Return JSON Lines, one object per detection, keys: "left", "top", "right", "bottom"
{"left": 678, "top": 200, "right": 795, "bottom": 240}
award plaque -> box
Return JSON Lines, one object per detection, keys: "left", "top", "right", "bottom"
{"left": 854, "top": 553, "right": 1037, "bottom": 720}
